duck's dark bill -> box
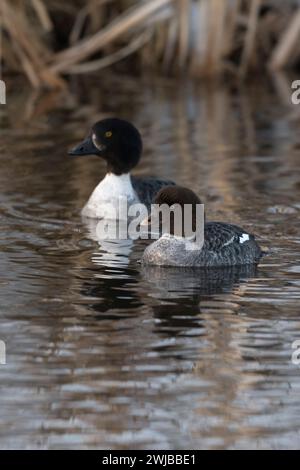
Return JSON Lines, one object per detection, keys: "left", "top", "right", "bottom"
{"left": 68, "top": 137, "right": 100, "bottom": 156}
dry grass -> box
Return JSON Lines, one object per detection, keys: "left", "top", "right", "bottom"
{"left": 1, "top": 0, "right": 300, "bottom": 88}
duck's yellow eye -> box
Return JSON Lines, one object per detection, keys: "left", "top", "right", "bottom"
{"left": 105, "top": 131, "right": 112, "bottom": 138}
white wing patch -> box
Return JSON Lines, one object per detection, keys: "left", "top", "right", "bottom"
{"left": 239, "top": 233, "right": 250, "bottom": 244}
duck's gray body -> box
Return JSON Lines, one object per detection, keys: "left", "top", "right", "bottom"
{"left": 142, "top": 222, "right": 263, "bottom": 267}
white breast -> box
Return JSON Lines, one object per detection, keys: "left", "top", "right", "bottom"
{"left": 81, "top": 173, "right": 139, "bottom": 219}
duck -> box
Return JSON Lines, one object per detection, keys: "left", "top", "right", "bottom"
{"left": 141, "top": 185, "right": 263, "bottom": 267}
{"left": 69, "top": 118, "right": 175, "bottom": 219}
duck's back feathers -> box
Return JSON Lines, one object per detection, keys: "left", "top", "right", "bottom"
{"left": 142, "top": 221, "right": 263, "bottom": 267}
{"left": 203, "top": 222, "right": 262, "bottom": 266}
{"left": 131, "top": 176, "right": 176, "bottom": 210}
{"left": 204, "top": 222, "right": 252, "bottom": 250}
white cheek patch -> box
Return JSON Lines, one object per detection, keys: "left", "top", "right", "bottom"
{"left": 92, "top": 134, "right": 102, "bottom": 150}
{"left": 239, "top": 233, "right": 250, "bottom": 244}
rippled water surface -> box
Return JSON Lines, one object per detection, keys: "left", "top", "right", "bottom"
{"left": 0, "top": 74, "right": 300, "bottom": 449}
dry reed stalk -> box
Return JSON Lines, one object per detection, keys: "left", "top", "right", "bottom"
{"left": 269, "top": 7, "right": 300, "bottom": 69}
{"left": 239, "top": 0, "right": 261, "bottom": 77}
{"left": 209, "top": 0, "right": 227, "bottom": 75}
{"left": 49, "top": 0, "right": 173, "bottom": 72}
{"left": 178, "top": 0, "right": 190, "bottom": 69}
{"left": 69, "top": 0, "right": 110, "bottom": 45}
{"left": 189, "top": 0, "right": 209, "bottom": 75}
{"left": 11, "top": 40, "right": 42, "bottom": 88}
{"left": 152, "top": 7, "right": 174, "bottom": 63}
{"left": 31, "top": 0, "right": 53, "bottom": 32}
{"left": 222, "top": 0, "right": 241, "bottom": 56}
{"left": 2, "top": 1, "right": 47, "bottom": 67}
{"left": 1, "top": 34, "right": 20, "bottom": 72}
{"left": 153, "top": 25, "right": 164, "bottom": 65}
{"left": 162, "top": 16, "right": 178, "bottom": 71}
{"left": 189, "top": 0, "right": 227, "bottom": 77}
{"left": 68, "top": 29, "right": 152, "bottom": 73}
{"left": 1, "top": 0, "right": 65, "bottom": 88}
{"left": 69, "top": 5, "right": 92, "bottom": 45}
{"left": 89, "top": 0, "right": 108, "bottom": 33}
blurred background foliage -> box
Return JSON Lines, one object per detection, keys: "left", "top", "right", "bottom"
{"left": 1, "top": 0, "right": 300, "bottom": 88}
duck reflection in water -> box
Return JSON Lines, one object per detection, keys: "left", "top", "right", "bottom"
{"left": 82, "top": 216, "right": 134, "bottom": 268}
{"left": 140, "top": 264, "right": 258, "bottom": 332}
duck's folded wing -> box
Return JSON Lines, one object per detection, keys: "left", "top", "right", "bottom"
{"left": 131, "top": 176, "right": 175, "bottom": 210}
{"left": 204, "top": 222, "right": 256, "bottom": 252}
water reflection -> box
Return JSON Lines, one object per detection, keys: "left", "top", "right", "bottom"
{"left": 142, "top": 264, "right": 258, "bottom": 300}
{"left": 141, "top": 265, "right": 258, "bottom": 334}
{"left": 82, "top": 217, "right": 134, "bottom": 268}
{"left": 0, "top": 72, "right": 300, "bottom": 449}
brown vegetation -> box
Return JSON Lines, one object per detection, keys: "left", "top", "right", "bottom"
{"left": 1, "top": 0, "right": 300, "bottom": 88}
